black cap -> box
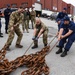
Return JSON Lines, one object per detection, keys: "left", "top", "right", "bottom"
{"left": 63, "top": 8, "right": 67, "bottom": 10}
{"left": 64, "top": 16, "right": 70, "bottom": 21}
{"left": 56, "top": 18, "right": 61, "bottom": 22}
{"left": 31, "top": 6, "right": 34, "bottom": 8}
{"left": 7, "top": 4, "right": 10, "bottom": 7}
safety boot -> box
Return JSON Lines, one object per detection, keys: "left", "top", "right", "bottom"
{"left": 5, "top": 30, "right": 8, "bottom": 34}
{"left": 6, "top": 47, "right": 10, "bottom": 51}
{"left": 44, "top": 44, "right": 47, "bottom": 47}
{"left": 2, "top": 45, "right": 10, "bottom": 51}
{"left": 0, "top": 32, "right": 3, "bottom": 37}
{"left": 0, "top": 33, "right": 3, "bottom": 35}
{"left": 60, "top": 50, "right": 67, "bottom": 57}
{"left": 16, "top": 44, "right": 23, "bottom": 48}
{"left": 32, "top": 45, "right": 38, "bottom": 49}
{"left": 56, "top": 48, "right": 62, "bottom": 54}
{"left": 56, "top": 45, "right": 60, "bottom": 48}
{"left": 27, "top": 31, "right": 29, "bottom": 33}
{"left": 0, "top": 34, "right": 3, "bottom": 37}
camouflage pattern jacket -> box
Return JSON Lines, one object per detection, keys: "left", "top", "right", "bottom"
{"left": 8, "top": 11, "right": 24, "bottom": 29}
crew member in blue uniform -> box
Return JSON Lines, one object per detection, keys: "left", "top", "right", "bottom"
{"left": 57, "top": 8, "right": 68, "bottom": 20}
{"left": 56, "top": 16, "right": 75, "bottom": 57}
{"left": 4, "top": 4, "right": 12, "bottom": 34}
{"left": 0, "top": 11, "right": 3, "bottom": 37}
{"left": 56, "top": 8, "right": 68, "bottom": 47}
{"left": 56, "top": 18, "right": 62, "bottom": 35}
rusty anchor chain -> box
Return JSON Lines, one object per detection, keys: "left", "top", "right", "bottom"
{"left": 0, "top": 35, "right": 58, "bottom": 75}
{"left": 0, "top": 46, "right": 50, "bottom": 75}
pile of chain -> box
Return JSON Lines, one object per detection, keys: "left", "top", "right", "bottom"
{"left": 0, "top": 46, "right": 50, "bottom": 75}
{"left": 21, "top": 46, "right": 50, "bottom": 75}
{"left": 0, "top": 44, "right": 8, "bottom": 62}
{"left": 21, "top": 63, "right": 49, "bottom": 75}
{"left": 0, "top": 49, "right": 6, "bottom": 61}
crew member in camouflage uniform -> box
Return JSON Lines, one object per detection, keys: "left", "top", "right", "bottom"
{"left": 22, "top": 8, "right": 28, "bottom": 33}
{"left": 32, "top": 18, "right": 48, "bottom": 49}
{"left": 26, "top": 8, "right": 30, "bottom": 29}
{"left": 30, "top": 7, "right": 36, "bottom": 29}
{"left": 22, "top": 8, "right": 30, "bottom": 33}
{"left": 3, "top": 6, "right": 24, "bottom": 50}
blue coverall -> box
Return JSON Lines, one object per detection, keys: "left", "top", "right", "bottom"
{"left": 56, "top": 12, "right": 68, "bottom": 33}
{"left": 57, "top": 12, "right": 68, "bottom": 20}
{"left": 59, "top": 21, "right": 75, "bottom": 51}
{"left": 4, "top": 8, "right": 11, "bottom": 33}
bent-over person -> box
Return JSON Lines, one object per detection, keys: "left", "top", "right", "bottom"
{"left": 32, "top": 18, "right": 48, "bottom": 49}
{"left": 3, "top": 6, "right": 24, "bottom": 50}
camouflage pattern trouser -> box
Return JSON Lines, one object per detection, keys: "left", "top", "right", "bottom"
{"left": 34, "top": 30, "right": 48, "bottom": 46}
{"left": 26, "top": 16, "right": 30, "bottom": 28}
{"left": 31, "top": 16, "right": 35, "bottom": 29}
{"left": 22, "top": 20, "right": 29, "bottom": 32}
{"left": 0, "top": 20, "right": 1, "bottom": 33}
{"left": 5, "top": 27, "right": 23, "bottom": 47}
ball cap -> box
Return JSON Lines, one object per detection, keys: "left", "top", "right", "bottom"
{"left": 56, "top": 18, "right": 61, "bottom": 22}
{"left": 63, "top": 8, "right": 67, "bottom": 10}
{"left": 64, "top": 16, "right": 70, "bottom": 21}
{"left": 31, "top": 6, "right": 34, "bottom": 8}
{"left": 7, "top": 4, "right": 10, "bottom": 7}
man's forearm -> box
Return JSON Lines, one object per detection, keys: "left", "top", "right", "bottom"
{"left": 63, "top": 30, "right": 73, "bottom": 38}
{"left": 38, "top": 29, "right": 44, "bottom": 37}
{"left": 59, "top": 28, "right": 64, "bottom": 36}
{"left": 58, "top": 28, "right": 64, "bottom": 40}
{"left": 33, "top": 28, "right": 37, "bottom": 36}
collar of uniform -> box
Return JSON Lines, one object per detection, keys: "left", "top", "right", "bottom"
{"left": 69, "top": 21, "right": 74, "bottom": 27}
{"left": 68, "top": 21, "right": 71, "bottom": 26}
{"left": 16, "top": 11, "right": 21, "bottom": 16}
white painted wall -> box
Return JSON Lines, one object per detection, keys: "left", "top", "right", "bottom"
{"left": 34, "top": 3, "right": 42, "bottom": 11}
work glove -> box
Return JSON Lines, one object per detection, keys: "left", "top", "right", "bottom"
{"left": 35, "top": 36, "right": 39, "bottom": 40}
{"left": 32, "top": 36, "right": 36, "bottom": 40}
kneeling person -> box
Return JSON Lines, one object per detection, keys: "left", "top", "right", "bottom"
{"left": 32, "top": 18, "right": 48, "bottom": 49}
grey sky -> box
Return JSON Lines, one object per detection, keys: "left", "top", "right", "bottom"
{"left": 63, "top": 0, "right": 75, "bottom": 6}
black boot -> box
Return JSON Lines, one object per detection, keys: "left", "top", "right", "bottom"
{"left": 56, "top": 48, "right": 62, "bottom": 54}
{"left": 16, "top": 44, "right": 23, "bottom": 48}
{"left": 32, "top": 45, "right": 38, "bottom": 49}
{"left": 0, "top": 29, "right": 3, "bottom": 37}
{"left": 32, "top": 23, "right": 34, "bottom": 29}
{"left": 6, "top": 47, "right": 10, "bottom": 51}
{"left": 5, "top": 30, "right": 8, "bottom": 34}
{"left": 4, "top": 46, "right": 10, "bottom": 51}
{"left": 44, "top": 44, "right": 47, "bottom": 47}
{"left": 0, "top": 33, "right": 3, "bottom": 37}
{"left": 56, "top": 45, "right": 60, "bottom": 48}
{"left": 0, "top": 33, "right": 3, "bottom": 35}
{"left": 60, "top": 50, "right": 67, "bottom": 57}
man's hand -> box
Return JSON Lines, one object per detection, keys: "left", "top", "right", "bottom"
{"left": 32, "top": 36, "right": 39, "bottom": 40}
{"left": 58, "top": 35, "right": 64, "bottom": 41}
{"left": 8, "top": 13, "right": 11, "bottom": 15}
{"left": 58, "top": 35, "right": 61, "bottom": 41}
{"left": 10, "top": 27, "right": 14, "bottom": 31}
{"left": 60, "top": 35, "right": 64, "bottom": 39}
{"left": 35, "top": 36, "right": 39, "bottom": 40}
{"left": 32, "top": 36, "right": 36, "bottom": 40}
{"left": 14, "top": 24, "right": 18, "bottom": 27}
{"left": 56, "top": 32, "right": 59, "bottom": 37}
